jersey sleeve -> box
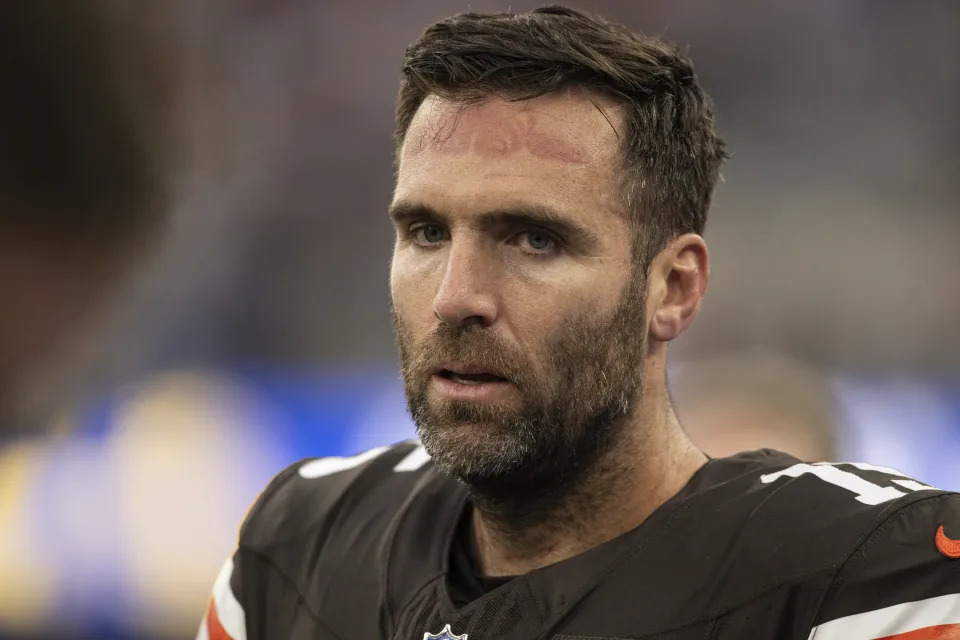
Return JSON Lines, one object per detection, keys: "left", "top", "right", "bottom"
{"left": 193, "top": 441, "right": 429, "bottom": 640}
{"left": 809, "top": 492, "right": 960, "bottom": 640}
{"left": 196, "top": 552, "right": 247, "bottom": 640}
{"left": 195, "top": 461, "right": 304, "bottom": 640}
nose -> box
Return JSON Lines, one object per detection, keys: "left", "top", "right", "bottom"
{"left": 433, "top": 242, "right": 499, "bottom": 328}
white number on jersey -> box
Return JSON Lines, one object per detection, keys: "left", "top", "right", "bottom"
{"left": 761, "top": 462, "right": 938, "bottom": 506}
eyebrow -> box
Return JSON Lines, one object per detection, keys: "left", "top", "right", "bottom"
{"left": 388, "top": 201, "right": 601, "bottom": 250}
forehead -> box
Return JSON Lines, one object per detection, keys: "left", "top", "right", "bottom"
{"left": 395, "top": 92, "right": 626, "bottom": 217}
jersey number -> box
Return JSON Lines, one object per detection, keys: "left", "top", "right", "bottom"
{"left": 761, "top": 462, "right": 937, "bottom": 505}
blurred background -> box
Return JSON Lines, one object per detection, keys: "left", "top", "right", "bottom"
{"left": 0, "top": 0, "right": 958, "bottom": 638}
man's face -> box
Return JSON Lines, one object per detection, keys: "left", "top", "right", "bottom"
{"left": 390, "top": 92, "right": 648, "bottom": 491}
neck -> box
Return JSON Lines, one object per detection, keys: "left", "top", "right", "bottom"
{"left": 468, "top": 381, "right": 707, "bottom": 578}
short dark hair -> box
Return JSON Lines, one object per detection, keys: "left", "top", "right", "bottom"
{"left": 395, "top": 5, "right": 727, "bottom": 264}
{"left": 0, "top": 0, "right": 172, "bottom": 250}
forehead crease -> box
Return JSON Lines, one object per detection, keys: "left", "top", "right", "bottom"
{"left": 403, "top": 98, "right": 609, "bottom": 166}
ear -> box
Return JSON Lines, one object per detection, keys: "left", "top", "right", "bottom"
{"left": 647, "top": 234, "right": 709, "bottom": 343}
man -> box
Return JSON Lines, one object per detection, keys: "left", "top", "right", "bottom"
{"left": 0, "top": 0, "right": 172, "bottom": 433}
{"left": 199, "top": 7, "right": 960, "bottom": 640}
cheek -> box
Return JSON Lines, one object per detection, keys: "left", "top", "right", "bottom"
{"left": 390, "top": 250, "right": 436, "bottom": 323}
{"left": 507, "top": 274, "right": 622, "bottom": 353}
{"left": 521, "top": 262, "right": 629, "bottom": 316}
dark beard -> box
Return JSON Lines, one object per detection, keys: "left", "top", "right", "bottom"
{"left": 392, "top": 273, "right": 647, "bottom": 505}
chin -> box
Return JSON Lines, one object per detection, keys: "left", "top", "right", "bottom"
{"left": 419, "top": 423, "right": 533, "bottom": 479}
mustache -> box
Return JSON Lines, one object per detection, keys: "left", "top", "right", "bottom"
{"left": 404, "top": 322, "right": 530, "bottom": 386}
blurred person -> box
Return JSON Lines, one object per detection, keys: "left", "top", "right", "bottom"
{"left": 199, "top": 7, "right": 960, "bottom": 640}
{"left": 671, "top": 351, "right": 838, "bottom": 462}
{"left": 0, "top": 1, "right": 173, "bottom": 434}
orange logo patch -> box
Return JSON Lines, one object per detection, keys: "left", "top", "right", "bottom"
{"left": 935, "top": 525, "right": 960, "bottom": 559}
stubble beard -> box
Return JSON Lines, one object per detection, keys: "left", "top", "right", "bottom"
{"left": 393, "top": 274, "right": 648, "bottom": 503}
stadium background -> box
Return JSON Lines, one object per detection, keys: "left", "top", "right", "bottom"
{"left": 0, "top": 1, "right": 958, "bottom": 638}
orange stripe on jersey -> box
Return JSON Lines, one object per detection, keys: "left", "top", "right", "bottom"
{"left": 876, "top": 623, "right": 960, "bottom": 640}
{"left": 207, "top": 596, "right": 236, "bottom": 640}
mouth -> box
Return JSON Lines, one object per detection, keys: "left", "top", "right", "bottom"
{"left": 434, "top": 364, "right": 510, "bottom": 386}
{"left": 429, "top": 363, "right": 516, "bottom": 403}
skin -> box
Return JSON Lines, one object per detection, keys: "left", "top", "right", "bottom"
{"left": 390, "top": 90, "right": 710, "bottom": 577}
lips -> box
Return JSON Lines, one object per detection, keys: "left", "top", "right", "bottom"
{"left": 434, "top": 363, "right": 510, "bottom": 385}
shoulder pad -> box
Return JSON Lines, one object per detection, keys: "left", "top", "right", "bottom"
{"left": 811, "top": 492, "right": 960, "bottom": 636}
{"left": 239, "top": 440, "right": 431, "bottom": 552}
{"left": 701, "top": 455, "right": 950, "bottom": 608}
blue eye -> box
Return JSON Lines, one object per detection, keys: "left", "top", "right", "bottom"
{"left": 514, "top": 230, "right": 557, "bottom": 254}
{"left": 412, "top": 225, "right": 448, "bottom": 245}
{"left": 526, "top": 231, "right": 553, "bottom": 251}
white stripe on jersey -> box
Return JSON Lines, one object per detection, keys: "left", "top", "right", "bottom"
{"left": 212, "top": 557, "right": 247, "bottom": 640}
{"left": 393, "top": 445, "right": 431, "bottom": 472}
{"left": 298, "top": 446, "right": 390, "bottom": 478}
{"left": 809, "top": 593, "right": 960, "bottom": 639}
{"left": 195, "top": 617, "right": 210, "bottom": 640}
